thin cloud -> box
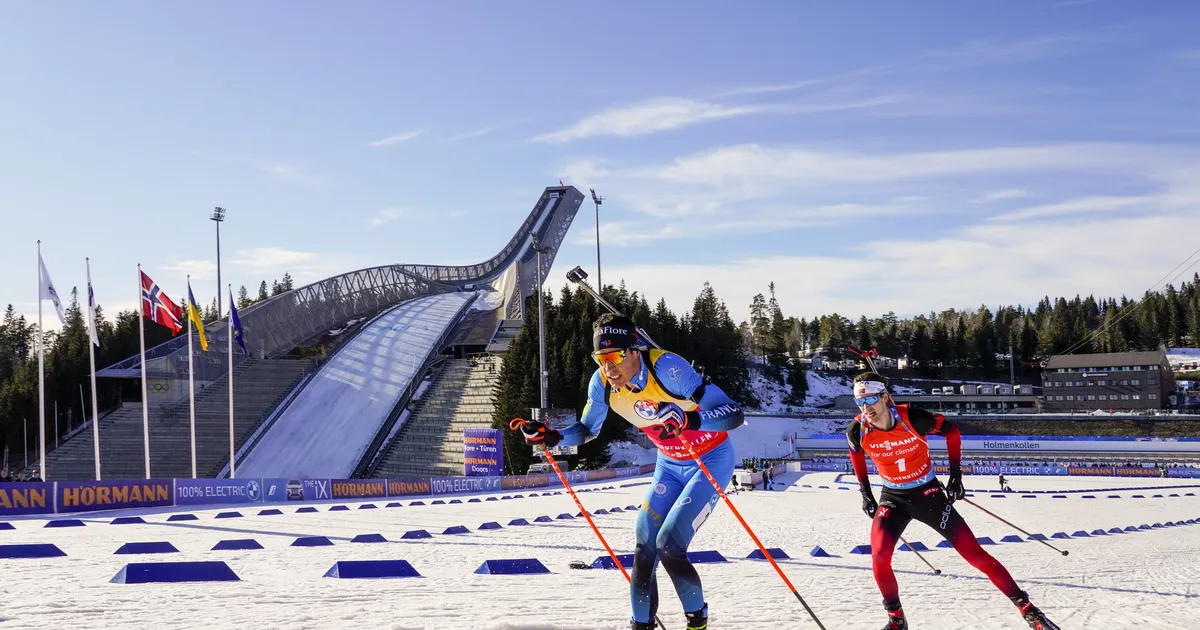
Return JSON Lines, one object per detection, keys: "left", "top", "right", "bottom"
{"left": 531, "top": 98, "right": 764, "bottom": 143}
{"left": 989, "top": 195, "right": 1158, "bottom": 222}
{"left": 448, "top": 121, "right": 524, "bottom": 142}
{"left": 366, "top": 208, "right": 409, "bottom": 227}
{"left": 974, "top": 189, "right": 1033, "bottom": 203}
{"left": 368, "top": 129, "right": 427, "bottom": 148}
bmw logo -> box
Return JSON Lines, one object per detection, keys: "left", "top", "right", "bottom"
{"left": 246, "top": 480, "right": 261, "bottom": 501}
{"left": 634, "top": 400, "right": 659, "bottom": 420}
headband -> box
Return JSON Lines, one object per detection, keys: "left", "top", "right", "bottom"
{"left": 853, "top": 380, "right": 887, "bottom": 397}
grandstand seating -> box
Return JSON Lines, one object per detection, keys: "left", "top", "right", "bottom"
{"left": 369, "top": 355, "right": 500, "bottom": 479}
{"left": 36, "top": 359, "right": 312, "bottom": 480}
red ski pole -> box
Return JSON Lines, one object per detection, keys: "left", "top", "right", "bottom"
{"left": 510, "top": 418, "right": 666, "bottom": 630}
{"left": 673, "top": 431, "right": 827, "bottom": 629}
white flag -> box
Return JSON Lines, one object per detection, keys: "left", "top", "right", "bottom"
{"left": 87, "top": 262, "right": 100, "bottom": 346}
{"left": 38, "top": 253, "right": 66, "bottom": 325}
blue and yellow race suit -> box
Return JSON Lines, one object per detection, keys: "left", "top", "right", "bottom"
{"left": 556, "top": 349, "right": 745, "bottom": 623}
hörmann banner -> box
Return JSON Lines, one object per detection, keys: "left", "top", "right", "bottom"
{"left": 57, "top": 479, "right": 173, "bottom": 513}
{"left": 331, "top": 479, "right": 388, "bottom": 499}
{"left": 462, "top": 428, "right": 503, "bottom": 477}
{"left": 0, "top": 482, "right": 55, "bottom": 516}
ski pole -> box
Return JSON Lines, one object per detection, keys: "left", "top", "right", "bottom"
{"left": 509, "top": 418, "right": 666, "bottom": 630}
{"left": 899, "top": 535, "right": 941, "bottom": 575}
{"left": 674, "top": 431, "right": 827, "bottom": 630}
{"left": 962, "top": 498, "right": 1069, "bottom": 556}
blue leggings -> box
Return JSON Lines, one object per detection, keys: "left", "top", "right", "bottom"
{"left": 631, "top": 440, "right": 735, "bottom": 623}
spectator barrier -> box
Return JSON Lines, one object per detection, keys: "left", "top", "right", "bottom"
{"left": 0, "top": 463, "right": 658, "bottom": 518}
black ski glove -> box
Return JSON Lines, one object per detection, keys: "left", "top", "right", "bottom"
{"left": 860, "top": 487, "right": 878, "bottom": 519}
{"left": 519, "top": 420, "right": 562, "bottom": 448}
{"left": 945, "top": 466, "right": 965, "bottom": 503}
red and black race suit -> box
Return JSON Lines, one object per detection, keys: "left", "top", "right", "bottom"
{"left": 870, "top": 479, "right": 1023, "bottom": 606}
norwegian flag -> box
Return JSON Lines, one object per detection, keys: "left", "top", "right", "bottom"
{"left": 140, "top": 271, "right": 184, "bottom": 335}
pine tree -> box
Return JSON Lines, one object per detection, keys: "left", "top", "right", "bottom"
{"left": 281, "top": 272, "right": 294, "bottom": 292}
{"left": 855, "top": 315, "right": 873, "bottom": 353}
{"left": 930, "top": 320, "right": 951, "bottom": 372}
{"left": 237, "top": 286, "right": 252, "bottom": 309}
{"left": 909, "top": 321, "right": 932, "bottom": 374}
{"left": 257, "top": 281, "right": 269, "bottom": 302}
{"left": 784, "top": 360, "right": 808, "bottom": 407}
{"left": 973, "top": 305, "right": 997, "bottom": 376}
{"left": 748, "top": 293, "right": 768, "bottom": 360}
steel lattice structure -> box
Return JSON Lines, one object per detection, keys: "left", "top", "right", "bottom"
{"left": 98, "top": 186, "right": 585, "bottom": 382}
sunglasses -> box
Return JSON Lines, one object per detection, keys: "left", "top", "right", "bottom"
{"left": 592, "top": 349, "right": 631, "bottom": 366}
{"left": 854, "top": 395, "right": 882, "bottom": 407}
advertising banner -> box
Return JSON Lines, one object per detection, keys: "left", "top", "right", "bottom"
{"left": 799, "top": 435, "right": 1200, "bottom": 453}
{"left": 430, "top": 476, "right": 502, "bottom": 495}
{"left": 502, "top": 474, "right": 550, "bottom": 490}
{"left": 614, "top": 467, "right": 641, "bottom": 478}
{"left": 387, "top": 478, "right": 432, "bottom": 497}
{"left": 970, "top": 465, "right": 1067, "bottom": 476}
{"left": 57, "top": 479, "right": 173, "bottom": 513}
{"left": 331, "top": 478, "right": 388, "bottom": 499}
{"left": 587, "top": 468, "right": 617, "bottom": 481}
{"left": 1114, "top": 467, "right": 1165, "bottom": 478}
{"left": 0, "top": 481, "right": 55, "bottom": 516}
{"left": 1166, "top": 468, "right": 1200, "bottom": 478}
{"left": 299, "top": 478, "right": 332, "bottom": 501}
{"left": 176, "top": 478, "right": 264, "bottom": 506}
{"left": 1066, "top": 467, "right": 1115, "bottom": 476}
{"left": 262, "top": 478, "right": 306, "bottom": 502}
{"left": 463, "top": 428, "right": 504, "bottom": 477}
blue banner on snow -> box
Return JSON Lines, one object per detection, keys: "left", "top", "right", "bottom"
{"left": 429, "top": 476, "right": 502, "bottom": 495}
{"left": 57, "top": 479, "right": 173, "bottom": 513}
{"left": 1167, "top": 468, "right": 1200, "bottom": 478}
{"left": 261, "top": 478, "right": 306, "bottom": 502}
{"left": 176, "top": 478, "right": 265, "bottom": 506}
{"left": 0, "top": 482, "right": 55, "bottom": 516}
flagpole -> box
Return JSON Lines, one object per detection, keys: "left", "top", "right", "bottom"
{"left": 228, "top": 283, "right": 235, "bottom": 479}
{"left": 87, "top": 258, "right": 101, "bottom": 480}
{"left": 138, "top": 264, "right": 150, "bottom": 479}
{"left": 37, "top": 240, "right": 46, "bottom": 480}
{"left": 188, "top": 276, "right": 197, "bottom": 479}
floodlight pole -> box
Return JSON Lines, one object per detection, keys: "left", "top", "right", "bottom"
{"left": 532, "top": 236, "right": 550, "bottom": 408}
{"left": 590, "top": 188, "right": 603, "bottom": 295}
{"left": 210, "top": 207, "right": 226, "bottom": 319}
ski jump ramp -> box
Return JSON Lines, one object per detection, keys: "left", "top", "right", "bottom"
{"left": 235, "top": 292, "right": 475, "bottom": 479}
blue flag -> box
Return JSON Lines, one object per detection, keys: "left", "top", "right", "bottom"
{"left": 228, "top": 288, "right": 247, "bottom": 353}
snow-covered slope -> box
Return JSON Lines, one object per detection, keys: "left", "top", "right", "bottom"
{"left": 749, "top": 369, "right": 851, "bottom": 414}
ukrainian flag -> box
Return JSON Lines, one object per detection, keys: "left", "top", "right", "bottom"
{"left": 186, "top": 281, "right": 208, "bottom": 351}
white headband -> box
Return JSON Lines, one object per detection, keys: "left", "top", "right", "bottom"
{"left": 853, "top": 380, "right": 887, "bottom": 397}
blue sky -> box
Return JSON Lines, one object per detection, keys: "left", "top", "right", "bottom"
{"left": 3, "top": 1, "right": 1199, "bottom": 330}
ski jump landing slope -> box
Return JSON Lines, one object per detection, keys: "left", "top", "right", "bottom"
{"left": 236, "top": 292, "right": 474, "bottom": 479}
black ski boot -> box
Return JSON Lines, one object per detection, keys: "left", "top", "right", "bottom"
{"left": 881, "top": 602, "right": 907, "bottom": 630}
{"left": 1013, "top": 594, "right": 1061, "bottom": 630}
{"left": 685, "top": 603, "right": 708, "bottom": 630}
{"left": 630, "top": 621, "right": 655, "bottom": 630}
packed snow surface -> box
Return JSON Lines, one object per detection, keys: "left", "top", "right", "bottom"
{"left": 4, "top": 473, "right": 1198, "bottom": 629}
